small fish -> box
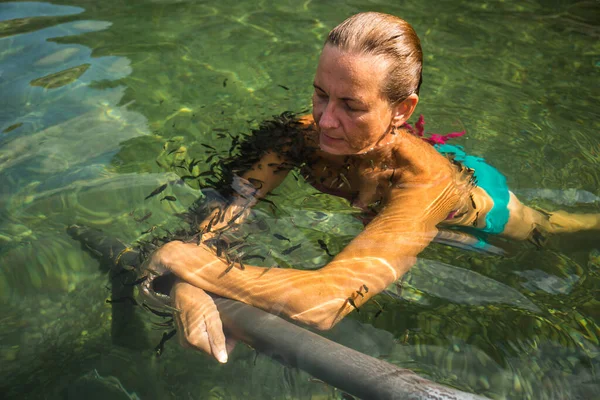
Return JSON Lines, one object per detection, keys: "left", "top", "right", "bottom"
{"left": 371, "top": 299, "right": 385, "bottom": 318}
{"left": 388, "top": 168, "right": 396, "bottom": 187}
{"left": 160, "top": 195, "right": 177, "bottom": 202}
{"left": 469, "top": 194, "right": 476, "bottom": 209}
{"left": 347, "top": 297, "right": 360, "bottom": 312}
{"left": 153, "top": 318, "right": 174, "bottom": 327}
{"left": 173, "top": 162, "right": 187, "bottom": 170}
{"left": 227, "top": 205, "right": 249, "bottom": 226}
{"left": 472, "top": 211, "right": 480, "bottom": 227}
{"left": 2, "top": 122, "right": 23, "bottom": 134}
{"left": 273, "top": 233, "right": 290, "bottom": 242}
{"left": 155, "top": 329, "right": 177, "bottom": 357}
{"left": 242, "top": 254, "right": 266, "bottom": 262}
{"left": 282, "top": 243, "right": 301, "bottom": 255}
{"left": 134, "top": 211, "right": 153, "bottom": 223}
{"left": 123, "top": 276, "right": 148, "bottom": 287}
{"left": 206, "top": 154, "right": 218, "bottom": 164}
{"left": 201, "top": 143, "right": 217, "bottom": 151}
{"left": 277, "top": 84, "right": 289, "bottom": 90}
{"left": 339, "top": 173, "right": 351, "bottom": 189}
{"left": 222, "top": 261, "right": 235, "bottom": 275}
{"left": 247, "top": 177, "right": 264, "bottom": 188}
{"left": 258, "top": 197, "right": 277, "bottom": 208}
{"left": 204, "top": 211, "right": 220, "bottom": 233}
{"left": 318, "top": 239, "right": 334, "bottom": 257}
{"left": 142, "top": 226, "right": 157, "bottom": 234}
{"left": 106, "top": 296, "right": 138, "bottom": 306}
{"left": 145, "top": 184, "right": 167, "bottom": 200}
{"left": 142, "top": 303, "right": 173, "bottom": 318}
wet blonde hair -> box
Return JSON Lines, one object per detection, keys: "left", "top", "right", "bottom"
{"left": 325, "top": 12, "right": 423, "bottom": 104}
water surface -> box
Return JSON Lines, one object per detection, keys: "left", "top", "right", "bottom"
{"left": 1, "top": 0, "right": 599, "bottom": 399}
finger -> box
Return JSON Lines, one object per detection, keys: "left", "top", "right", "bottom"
{"left": 172, "top": 282, "right": 213, "bottom": 356}
{"left": 180, "top": 306, "right": 213, "bottom": 355}
{"left": 205, "top": 307, "right": 228, "bottom": 363}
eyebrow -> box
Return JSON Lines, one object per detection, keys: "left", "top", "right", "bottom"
{"left": 313, "top": 83, "right": 364, "bottom": 104}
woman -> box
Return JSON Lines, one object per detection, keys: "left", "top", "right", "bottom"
{"left": 142, "top": 12, "right": 600, "bottom": 364}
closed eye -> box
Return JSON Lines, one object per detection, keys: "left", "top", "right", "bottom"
{"left": 344, "top": 102, "right": 358, "bottom": 111}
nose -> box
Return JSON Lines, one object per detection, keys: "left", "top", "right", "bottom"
{"left": 318, "top": 101, "right": 339, "bottom": 130}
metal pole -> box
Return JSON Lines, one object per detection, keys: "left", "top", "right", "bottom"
{"left": 68, "top": 225, "right": 487, "bottom": 400}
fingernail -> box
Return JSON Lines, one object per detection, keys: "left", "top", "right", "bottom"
{"left": 217, "top": 350, "right": 228, "bottom": 364}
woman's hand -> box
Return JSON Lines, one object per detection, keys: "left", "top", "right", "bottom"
{"left": 171, "top": 280, "right": 237, "bottom": 363}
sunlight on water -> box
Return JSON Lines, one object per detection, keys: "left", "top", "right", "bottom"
{"left": 0, "top": 0, "right": 599, "bottom": 399}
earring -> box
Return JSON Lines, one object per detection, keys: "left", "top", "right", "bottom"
{"left": 391, "top": 125, "right": 399, "bottom": 135}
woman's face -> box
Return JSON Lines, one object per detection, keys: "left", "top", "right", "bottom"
{"left": 312, "top": 45, "right": 396, "bottom": 155}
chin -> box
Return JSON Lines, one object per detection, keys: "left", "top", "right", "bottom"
{"left": 319, "top": 143, "right": 344, "bottom": 155}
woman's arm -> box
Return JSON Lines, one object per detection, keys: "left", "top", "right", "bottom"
{"left": 198, "top": 114, "right": 315, "bottom": 235}
{"left": 199, "top": 151, "right": 293, "bottom": 235}
{"left": 157, "top": 173, "right": 458, "bottom": 330}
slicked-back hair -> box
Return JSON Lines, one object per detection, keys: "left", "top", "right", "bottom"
{"left": 326, "top": 12, "right": 423, "bottom": 104}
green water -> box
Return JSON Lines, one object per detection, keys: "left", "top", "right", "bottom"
{"left": 0, "top": 0, "right": 599, "bottom": 398}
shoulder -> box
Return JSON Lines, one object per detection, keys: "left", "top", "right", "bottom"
{"left": 388, "top": 131, "right": 454, "bottom": 183}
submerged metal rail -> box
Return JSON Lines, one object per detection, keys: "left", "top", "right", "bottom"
{"left": 68, "top": 224, "right": 487, "bottom": 400}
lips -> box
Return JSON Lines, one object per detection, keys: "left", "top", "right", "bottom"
{"left": 320, "top": 131, "right": 344, "bottom": 146}
{"left": 323, "top": 132, "right": 343, "bottom": 140}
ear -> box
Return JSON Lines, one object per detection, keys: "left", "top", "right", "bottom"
{"left": 391, "top": 93, "right": 419, "bottom": 126}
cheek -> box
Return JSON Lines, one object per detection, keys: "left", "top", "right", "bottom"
{"left": 343, "top": 117, "right": 382, "bottom": 150}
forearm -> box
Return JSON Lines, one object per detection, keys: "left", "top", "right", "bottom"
{"left": 236, "top": 151, "right": 291, "bottom": 199}
{"left": 158, "top": 225, "right": 431, "bottom": 329}
{"left": 199, "top": 152, "right": 291, "bottom": 234}
{"left": 159, "top": 241, "right": 339, "bottom": 329}
{"left": 173, "top": 180, "right": 444, "bottom": 330}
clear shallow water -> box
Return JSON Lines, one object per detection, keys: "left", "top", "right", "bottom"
{"left": 0, "top": 0, "right": 599, "bottom": 399}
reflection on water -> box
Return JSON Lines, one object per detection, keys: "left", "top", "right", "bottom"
{"left": 0, "top": 0, "right": 599, "bottom": 399}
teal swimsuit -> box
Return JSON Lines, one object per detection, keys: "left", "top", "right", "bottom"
{"left": 434, "top": 144, "right": 510, "bottom": 234}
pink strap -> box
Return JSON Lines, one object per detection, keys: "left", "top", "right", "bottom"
{"left": 402, "top": 114, "right": 465, "bottom": 145}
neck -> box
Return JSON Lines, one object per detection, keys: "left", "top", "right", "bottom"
{"left": 352, "top": 127, "right": 403, "bottom": 166}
